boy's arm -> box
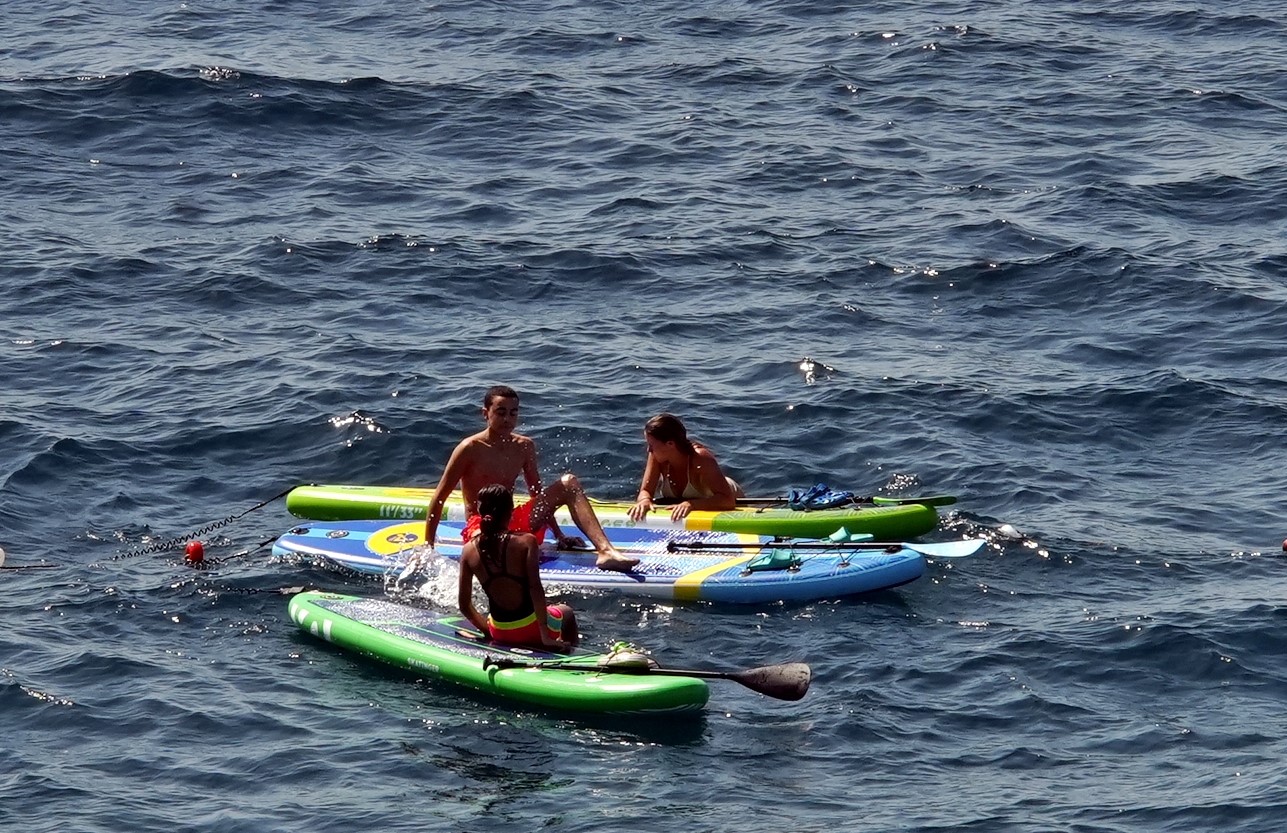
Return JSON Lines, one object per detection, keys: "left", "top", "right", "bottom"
{"left": 520, "top": 435, "right": 543, "bottom": 497}
{"left": 522, "top": 437, "right": 568, "bottom": 540}
{"left": 425, "top": 440, "right": 470, "bottom": 547}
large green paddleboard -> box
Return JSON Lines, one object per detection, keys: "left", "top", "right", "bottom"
{"left": 288, "top": 591, "right": 709, "bottom": 715}
{"left": 285, "top": 483, "right": 945, "bottom": 540}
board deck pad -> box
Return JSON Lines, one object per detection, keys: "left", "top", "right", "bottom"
{"left": 300, "top": 593, "right": 558, "bottom": 661}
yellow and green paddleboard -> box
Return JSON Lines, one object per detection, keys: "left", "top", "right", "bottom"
{"left": 285, "top": 483, "right": 946, "bottom": 540}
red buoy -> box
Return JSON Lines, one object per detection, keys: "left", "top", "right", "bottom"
{"left": 185, "top": 540, "right": 206, "bottom": 564}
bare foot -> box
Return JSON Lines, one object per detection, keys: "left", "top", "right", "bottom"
{"left": 595, "top": 551, "right": 640, "bottom": 573}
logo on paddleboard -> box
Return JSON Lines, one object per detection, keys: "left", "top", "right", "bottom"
{"left": 366, "top": 523, "right": 425, "bottom": 556}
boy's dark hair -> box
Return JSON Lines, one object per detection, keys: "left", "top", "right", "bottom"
{"left": 483, "top": 385, "right": 520, "bottom": 409}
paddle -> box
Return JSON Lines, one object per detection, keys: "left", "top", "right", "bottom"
{"left": 204, "top": 585, "right": 314, "bottom": 596}
{"left": 666, "top": 538, "right": 986, "bottom": 559}
{"left": 483, "top": 654, "right": 812, "bottom": 701}
{"left": 704, "top": 494, "right": 957, "bottom": 509}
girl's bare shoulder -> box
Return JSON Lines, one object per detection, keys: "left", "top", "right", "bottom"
{"left": 693, "top": 444, "right": 721, "bottom": 463}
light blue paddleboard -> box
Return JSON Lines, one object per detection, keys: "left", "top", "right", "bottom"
{"left": 272, "top": 519, "right": 935, "bottom": 604}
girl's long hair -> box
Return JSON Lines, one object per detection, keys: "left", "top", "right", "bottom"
{"left": 644, "top": 413, "right": 696, "bottom": 456}
{"left": 475, "top": 484, "right": 515, "bottom": 566}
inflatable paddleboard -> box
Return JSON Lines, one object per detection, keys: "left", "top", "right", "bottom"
{"left": 288, "top": 591, "right": 709, "bottom": 715}
{"left": 285, "top": 483, "right": 942, "bottom": 540}
{"left": 273, "top": 519, "right": 930, "bottom": 603}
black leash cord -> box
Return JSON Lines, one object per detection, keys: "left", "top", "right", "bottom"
{"left": 108, "top": 487, "right": 294, "bottom": 561}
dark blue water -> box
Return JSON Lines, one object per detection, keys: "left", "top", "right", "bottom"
{"left": 6, "top": 1, "right": 1287, "bottom": 830}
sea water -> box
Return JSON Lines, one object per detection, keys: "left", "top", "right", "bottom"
{"left": 4, "top": 2, "right": 1287, "bottom": 831}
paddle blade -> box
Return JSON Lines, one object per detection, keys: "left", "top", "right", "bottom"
{"left": 730, "top": 662, "right": 811, "bottom": 701}
{"left": 907, "top": 539, "right": 986, "bottom": 559}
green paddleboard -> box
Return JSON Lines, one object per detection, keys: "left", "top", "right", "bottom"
{"left": 288, "top": 592, "right": 709, "bottom": 715}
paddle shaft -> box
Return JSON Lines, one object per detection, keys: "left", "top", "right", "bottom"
{"left": 669, "top": 540, "right": 902, "bottom": 552}
{"left": 668, "top": 538, "right": 985, "bottom": 559}
{"left": 484, "top": 656, "right": 811, "bottom": 701}
{"left": 652, "top": 494, "right": 955, "bottom": 508}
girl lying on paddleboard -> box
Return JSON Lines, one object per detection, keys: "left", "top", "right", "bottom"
{"left": 629, "top": 413, "right": 744, "bottom": 522}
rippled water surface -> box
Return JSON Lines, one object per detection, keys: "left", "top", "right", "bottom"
{"left": 5, "top": 2, "right": 1287, "bottom": 831}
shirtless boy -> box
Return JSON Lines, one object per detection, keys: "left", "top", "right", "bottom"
{"left": 423, "top": 385, "right": 639, "bottom": 572}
